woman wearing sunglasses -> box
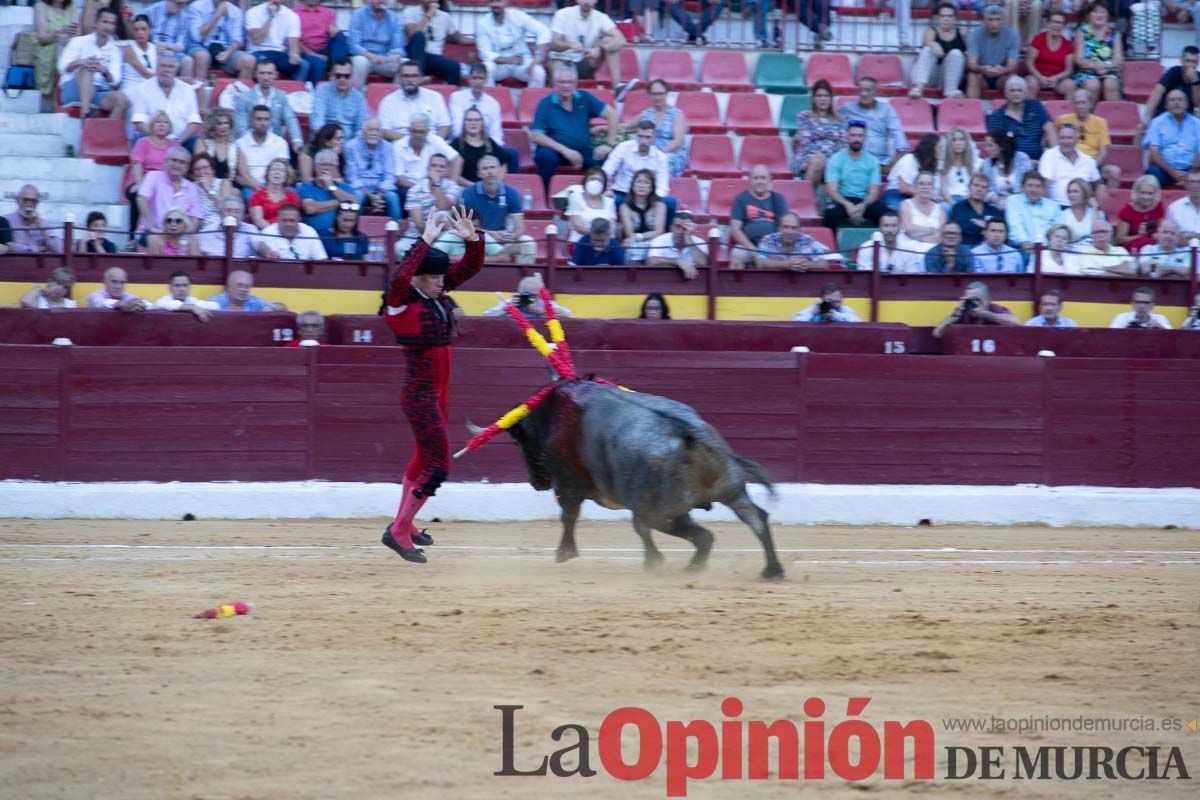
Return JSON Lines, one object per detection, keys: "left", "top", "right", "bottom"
{"left": 319, "top": 202, "right": 371, "bottom": 261}
{"left": 145, "top": 206, "right": 200, "bottom": 256}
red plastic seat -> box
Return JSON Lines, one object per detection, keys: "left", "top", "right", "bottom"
{"left": 80, "top": 118, "right": 130, "bottom": 165}
{"left": 802, "top": 227, "right": 836, "bottom": 252}
{"left": 832, "top": 2, "right": 882, "bottom": 16}
{"left": 667, "top": 177, "right": 702, "bottom": 217}
{"left": 936, "top": 98, "right": 987, "bottom": 138}
{"left": 522, "top": 219, "right": 556, "bottom": 260}
{"left": 856, "top": 54, "right": 906, "bottom": 95}
{"left": 889, "top": 97, "right": 935, "bottom": 138}
{"left": 366, "top": 83, "right": 395, "bottom": 115}
{"left": 699, "top": 51, "right": 752, "bottom": 92}
{"left": 725, "top": 93, "right": 775, "bottom": 135}
{"left": 593, "top": 49, "right": 641, "bottom": 87}
{"left": 1121, "top": 60, "right": 1161, "bottom": 103}
{"left": 674, "top": 91, "right": 722, "bottom": 133}
{"left": 357, "top": 215, "right": 393, "bottom": 240}
{"left": 771, "top": 179, "right": 821, "bottom": 225}
{"left": 429, "top": 84, "right": 457, "bottom": 105}
{"left": 485, "top": 87, "right": 518, "bottom": 128}
{"left": 588, "top": 88, "right": 617, "bottom": 110}
{"left": 548, "top": 174, "right": 581, "bottom": 200}
{"left": 1042, "top": 100, "right": 1073, "bottom": 121}
{"left": 505, "top": 129, "right": 534, "bottom": 172}
{"left": 737, "top": 136, "right": 790, "bottom": 176}
{"left": 516, "top": 87, "right": 553, "bottom": 123}
{"left": 806, "top": 53, "right": 855, "bottom": 93}
{"left": 1103, "top": 145, "right": 1144, "bottom": 186}
{"left": 1101, "top": 188, "right": 1131, "bottom": 221}
{"left": 646, "top": 51, "right": 698, "bottom": 90}
{"left": 1094, "top": 101, "right": 1139, "bottom": 144}
{"left": 210, "top": 77, "right": 251, "bottom": 109}
{"left": 688, "top": 135, "right": 738, "bottom": 177}
{"left": 505, "top": 173, "right": 550, "bottom": 217}
{"left": 619, "top": 90, "right": 652, "bottom": 123}
{"left": 704, "top": 178, "right": 748, "bottom": 221}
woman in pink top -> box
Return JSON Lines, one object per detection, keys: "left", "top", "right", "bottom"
{"left": 1025, "top": 10, "right": 1075, "bottom": 99}
{"left": 125, "top": 111, "right": 178, "bottom": 235}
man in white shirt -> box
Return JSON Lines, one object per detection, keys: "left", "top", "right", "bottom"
{"left": 855, "top": 211, "right": 923, "bottom": 272}
{"left": 402, "top": 0, "right": 471, "bottom": 86}
{"left": 154, "top": 270, "right": 220, "bottom": 321}
{"left": 1137, "top": 220, "right": 1193, "bottom": 278}
{"left": 130, "top": 53, "right": 202, "bottom": 147}
{"left": 1166, "top": 170, "right": 1200, "bottom": 241}
{"left": 393, "top": 113, "right": 461, "bottom": 209}
{"left": 550, "top": 0, "right": 629, "bottom": 95}
{"left": 245, "top": 0, "right": 308, "bottom": 81}
{"left": 646, "top": 212, "right": 707, "bottom": 280}
{"left": 255, "top": 204, "right": 329, "bottom": 260}
{"left": 379, "top": 60, "right": 451, "bottom": 140}
{"left": 1024, "top": 289, "right": 1078, "bottom": 327}
{"left": 601, "top": 121, "right": 671, "bottom": 205}
{"left": 477, "top": 0, "right": 551, "bottom": 87}
{"left": 57, "top": 6, "right": 128, "bottom": 118}
{"left": 1037, "top": 124, "right": 1101, "bottom": 207}
{"left": 199, "top": 195, "right": 261, "bottom": 258}
{"left": 1110, "top": 287, "right": 1173, "bottom": 330}
{"left": 235, "top": 106, "right": 291, "bottom": 193}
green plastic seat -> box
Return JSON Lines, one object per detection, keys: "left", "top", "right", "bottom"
{"left": 753, "top": 53, "right": 806, "bottom": 94}
{"left": 837, "top": 226, "right": 877, "bottom": 267}
{"left": 778, "top": 94, "right": 812, "bottom": 135}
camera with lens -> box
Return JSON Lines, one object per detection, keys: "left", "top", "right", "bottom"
{"left": 1126, "top": 319, "right": 1148, "bottom": 329}
{"left": 817, "top": 299, "right": 836, "bottom": 317}
{"left": 961, "top": 297, "right": 980, "bottom": 312}
{"left": 515, "top": 291, "right": 537, "bottom": 311}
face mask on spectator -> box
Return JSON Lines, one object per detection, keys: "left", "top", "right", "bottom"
{"left": 585, "top": 179, "right": 604, "bottom": 197}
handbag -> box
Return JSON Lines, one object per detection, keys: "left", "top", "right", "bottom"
{"left": 4, "top": 31, "right": 36, "bottom": 97}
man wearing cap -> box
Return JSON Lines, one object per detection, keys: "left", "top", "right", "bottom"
{"left": 823, "top": 120, "right": 889, "bottom": 231}
{"left": 380, "top": 206, "right": 484, "bottom": 565}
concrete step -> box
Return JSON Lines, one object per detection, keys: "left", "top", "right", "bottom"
{"left": 0, "top": 111, "right": 81, "bottom": 139}
{"left": 0, "top": 132, "right": 71, "bottom": 159}
{"left": 0, "top": 173, "right": 123, "bottom": 207}
{"left": 0, "top": 157, "right": 122, "bottom": 186}
{"left": 0, "top": 91, "right": 42, "bottom": 115}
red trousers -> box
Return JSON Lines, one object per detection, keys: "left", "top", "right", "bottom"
{"left": 401, "top": 344, "right": 451, "bottom": 497}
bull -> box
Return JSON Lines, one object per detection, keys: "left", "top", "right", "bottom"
{"left": 471, "top": 378, "right": 785, "bottom": 579}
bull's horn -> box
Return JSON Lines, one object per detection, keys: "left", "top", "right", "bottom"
{"left": 464, "top": 417, "right": 486, "bottom": 436}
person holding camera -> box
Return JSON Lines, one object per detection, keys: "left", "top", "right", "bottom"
{"left": 933, "top": 281, "right": 1020, "bottom": 338}
{"left": 1181, "top": 292, "right": 1200, "bottom": 331}
{"left": 481, "top": 274, "right": 572, "bottom": 319}
{"left": 1109, "top": 287, "right": 1173, "bottom": 330}
{"left": 792, "top": 283, "right": 862, "bottom": 323}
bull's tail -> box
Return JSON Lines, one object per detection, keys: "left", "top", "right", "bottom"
{"left": 735, "top": 455, "right": 776, "bottom": 498}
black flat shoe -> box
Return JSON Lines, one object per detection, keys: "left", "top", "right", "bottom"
{"left": 412, "top": 529, "right": 434, "bottom": 547}
{"left": 382, "top": 525, "right": 427, "bottom": 564}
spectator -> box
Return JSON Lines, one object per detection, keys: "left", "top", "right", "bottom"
{"left": 646, "top": 211, "right": 707, "bottom": 280}
{"left": 971, "top": 218, "right": 1022, "bottom": 272}
{"left": 633, "top": 79, "right": 689, "bottom": 178}
{"left": 823, "top": 121, "right": 889, "bottom": 231}
{"left": 245, "top": 0, "right": 307, "bottom": 81}
{"left": 249, "top": 157, "right": 301, "bottom": 230}
{"left": 986, "top": 76, "right": 1055, "bottom": 162}
{"left": 1143, "top": 90, "right": 1200, "bottom": 190}
{"left": 1115, "top": 174, "right": 1164, "bottom": 252}
{"left": 154, "top": 270, "right": 218, "bottom": 320}
{"left": 287, "top": 310, "right": 326, "bottom": 345}
{"left": 459, "top": 154, "right": 537, "bottom": 264}
{"left": 924, "top": 222, "right": 975, "bottom": 272}
{"left": 965, "top": 5, "right": 1020, "bottom": 99}
{"left": 1138, "top": 46, "right": 1200, "bottom": 135}
{"left": 1007, "top": 0, "right": 1046, "bottom": 45}
{"left": 393, "top": 113, "right": 462, "bottom": 211}
{"left": 1072, "top": 218, "right": 1134, "bottom": 274}
{"left": 19, "top": 267, "right": 77, "bottom": 309}
{"left": 531, "top": 66, "right": 618, "bottom": 191}
{"left": 348, "top": 0, "right": 407, "bottom": 87}
{"left": 190, "top": 153, "right": 237, "bottom": 230}
{"left": 296, "top": 0, "right": 348, "bottom": 82}
{"left": 379, "top": 61, "right": 452, "bottom": 141}
{"left": 1184, "top": 293, "right": 1200, "bottom": 330}
{"left": 255, "top": 204, "right": 328, "bottom": 261}
{"left": 79, "top": 0, "right": 131, "bottom": 40}
{"left": 1072, "top": 0, "right": 1122, "bottom": 104}
{"left": 320, "top": 203, "right": 371, "bottom": 261}
{"left": 298, "top": 123, "right": 348, "bottom": 182}
{"left": 345, "top": 118, "right": 401, "bottom": 219}
{"left": 939, "top": 127, "right": 977, "bottom": 205}
{"left": 403, "top": 152, "right": 461, "bottom": 248}
{"left": 726, "top": 164, "right": 789, "bottom": 269}
{"left": 1058, "top": 178, "right": 1101, "bottom": 243}
{"left": 450, "top": 107, "right": 511, "bottom": 185}
{"left": 120, "top": 14, "right": 157, "bottom": 95}
{"left": 188, "top": 0, "right": 255, "bottom": 81}
{"left": 33, "top": 0, "right": 78, "bottom": 97}
{"left": 311, "top": 57, "right": 368, "bottom": 141}
{"left": 208, "top": 270, "right": 288, "bottom": 311}
{"left": 3, "top": 185, "right": 61, "bottom": 254}
{"left": 951, "top": 173, "right": 1003, "bottom": 248}
{"left": 1039, "top": 124, "right": 1100, "bottom": 207}
{"left": 143, "top": 0, "right": 195, "bottom": 77}
{"left": 978, "top": 129, "right": 1033, "bottom": 209}
{"left": 300, "top": 148, "right": 364, "bottom": 232}
{"left": 857, "top": 211, "right": 924, "bottom": 272}
{"left": 638, "top": 291, "right": 670, "bottom": 320}
{"left": 402, "top": 0, "right": 471, "bottom": 86}
{"left": 1162, "top": 0, "right": 1199, "bottom": 37}
{"left": 909, "top": 3, "right": 967, "bottom": 100}
{"left": 136, "top": 146, "right": 202, "bottom": 237}
{"left": 233, "top": 60, "right": 304, "bottom": 152}
{"left": 1137, "top": 219, "right": 1192, "bottom": 277}
{"left": 619, "top": 168, "right": 667, "bottom": 263}
{"left": 1025, "top": 8, "right": 1074, "bottom": 99}
{"left": 476, "top": 0, "right": 550, "bottom": 87}
{"left": 1110, "top": 286, "right": 1172, "bottom": 329}
{"left": 193, "top": 108, "right": 240, "bottom": 183}
{"left": 198, "top": 194, "right": 260, "bottom": 258}
{"left": 564, "top": 167, "right": 617, "bottom": 243}
{"left": 785, "top": 0, "right": 831, "bottom": 47}
{"left": 793, "top": 282, "right": 862, "bottom": 323}
{"left": 1025, "top": 289, "right": 1078, "bottom": 327}
{"left": 791, "top": 79, "right": 846, "bottom": 186}
{"left": 667, "top": 0, "right": 725, "bottom": 45}
{"left": 87, "top": 266, "right": 149, "bottom": 311}
{"left": 884, "top": 133, "right": 940, "bottom": 210}
{"left": 1166, "top": 170, "right": 1200, "bottom": 240}
{"left": 838, "top": 77, "right": 907, "bottom": 165}
{"left": 448, "top": 64, "right": 520, "bottom": 173}
{"left": 482, "top": 273, "right": 571, "bottom": 318}
{"left": 75, "top": 211, "right": 117, "bottom": 254}
{"left": 898, "top": 172, "right": 947, "bottom": 258}
{"left": 549, "top": 0, "right": 628, "bottom": 96}
{"left": 933, "top": 280, "right": 1019, "bottom": 337}
{"left": 1005, "top": 171, "right": 1059, "bottom": 258}
{"left": 129, "top": 52, "right": 202, "bottom": 148}
{"left": 569, "top": 217, "right": 625, "bottom": 266}
{"left": 235, "top": 105, "right": 291, "bottom": 194}
{"left": 1056, "top": 89, "right": 1119, "bottom": 188}
{"left": 602, "top": 120, "right": 673, "bottom": 210}
{"left": 57, "top": 6, "right": 128, "bottom": 118}
{"left": 755, "top": 212, "right": 831, "bottom": 271}
{"left": 1039, "top": 224, "right": 1078, "bottom": 273}
{"left": 145, "top": 205, "right": 200, "bottom": 255}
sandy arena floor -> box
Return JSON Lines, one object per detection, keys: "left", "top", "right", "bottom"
{"left": 0, "top": 519, "right": 1197, "bottom": 799}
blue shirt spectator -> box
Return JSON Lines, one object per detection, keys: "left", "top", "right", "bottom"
{"left": 348, "top": 4, "right": 406, "bottom": 57}
{"left": 986, "top": 96, "right": 1052, "bottom": 161}
{"left": 345, "top": 130, "right": 397, "bottom": 193}
{"left": 837, "top": 92, "right": 907, "bottom": 163}
{"left": 949, "top": 197, "right": 1002, "bottom": 247}
{"left": 924, "top": 243, "right": 975, "bottom": 272}
{"left": 320, "top": 228, "right": 371, "bottom": 261}
{"left": 570, "top": 233, "right": 625, "bottom": 266}
{"left": 189, "top": 0, "right": 245, "bottom": 50}
{"left": 298, "top": 179, "right": 360, "bottom": 232}
{"left": 461, "top": 180, "right": 523, "bottom": 232}
{"left": 1005, "top": 188, "right": 1060, "bottom": 246}
{"left": 530, "top": 89, "right": 607, "bottom": 154}
{"left": 1143, "top": 104, "right": 1200, "bottom": 173}
{"left": 311, "top": 79, "right": 369, "bottom": 141}
{"left": 824, "top": 148, "right": 882, "bottom": 200}
{"left": 970, "top": 241, "right": 1023, "bottom": 273}
{"left": 208, "top": 292, "right": 276, "bottom": 311}
{"left": 145, "top": 0, "right": 190, "bottom": 52}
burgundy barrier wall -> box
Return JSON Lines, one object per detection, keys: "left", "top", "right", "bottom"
{"left": 3, "top": 344, "right": 1198, "bottom": 488}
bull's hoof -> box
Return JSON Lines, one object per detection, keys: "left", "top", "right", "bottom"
{"left": 413, "top": 529, "right": 434, "bottom": 547}
{"left": 684, "top": 557, "right": 708, "bottom": 572}
{"left": 382, "top": 526, "right": 428, "bottom": 564}
{"left": 643, "top": 552, "right": 665, "bottom": 571}
{"left": 761, "top": 563, "right": 786, "bottom": 580}
{"left": 555, "top": 546, "right": 578, "bottom": 563}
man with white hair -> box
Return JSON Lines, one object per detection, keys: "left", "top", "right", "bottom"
{"left": 985, "top": 75, "right": 1055, "bottom": 161}
{"left": 87, "top": 267, "right": 149, "bottom": 312}
{"left": 481, "top": 274, "right": 571, "bottom": 317}
{"left": 1166, "top": 170, "right": 1200, "bottom": 241}
{"left": 208, "top": 270, "right": 288, "bottom": 311}
{"left": 476, "top": 0, "right": 550, "bottom": 87}
{"left": 3, "top": 185, "right": 62, "bottom": 254}
{"left": 285, "top": 310, "right": 325, "bottom": 346}
{"left": 1055, "top": 89, "right": 1120, "bottom": 189}
{"left": 933, "top": 280, "right": 1019, "bottom": 338}
{"left": 1037, "top": 124, "right": 1100, "bottom": 207}
{"left": 129, "top": 52, "right": 202, "bottom": 147}
{"left": 1137, "top": 220, "right": 1192, "bottom": 278}
{"left": 345, "top": 118, "right": 401, "bottom": 219}
{"left": 393, "top": 113, "right": 460, "bottom": 209}
{"left": 136, "top": 146, "right": 203, "bottom": 236}
{"left": 198, "top": 194, "right": 260, "bottom": 257}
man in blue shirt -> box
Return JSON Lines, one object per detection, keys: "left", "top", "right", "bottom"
{"left": 460, "top": 154, "right": 537, "bottom": 264}
{"left": 298, "top": 149, "right": 365, "bottom": 232}
{"left": 822, "top": 121, "right": 890, "bottom": 230}
{"left": 970, "top": 218, "right": 1023, "bottom": 273}
{"left": 1144, "top": 89, "right": 1200, "bottom": 189}
{"left": 207, "top": 270, "right": 287, "bottom": 312}
{"left": 529, "top": 66, "right": 619, "bottom": 191}
{"left": 189, "top": 0, "right": 256, "bottom": 79}
{"left": 924, "top": 222, "right": 975, "bottom": 272}
{"left": 569, "top": 218, "right": 625, "bottom": 266}
{"left": 985, "top": 76, "right": 1055, "bottom": 161}
{"left": 348, "top": 0, "right": 407, "bottom": 87}
{"left": 311, "top": 58, "right": 368, "bottom": 140}
{"left": 1005, "top": 171, "right": 1059, "bottom": 261}
{"left": 345, "top": 118, "right": 400, "bottom": 220}
{"left": 145, "top": 0, "right": 197, "bottom": 77}
{"left": 836, "top": 78, "right": 907, "bottom": 165}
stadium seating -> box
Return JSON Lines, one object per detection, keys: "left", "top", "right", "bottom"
{"left": 522, "top": 219, "right": 555, "bottom": 260}
{"left": 1094, "top": 101, "right": 1140, "bottom": 143}
{"left": 487, "top": 87, "right": 518, "bottom": 128}
{"left": 754, "top": 53, "right": 807, "bottom": 94}
{"left": 803, "top": 227, "right": 836, "bottom": 252}
{"left": 674, "top": 91, "right": 723, "bottom": 133}
{"left": 357, "top": 215, "right": 393, "bottom": 239}
{"left": 646, "top": 51, "right": 698, "bottom": 90}
{"left": 805, "top": 53, "right": 855, "bottom": 93}
{"left": 79, "top": 119, "right": 130, "bottom": 166}
{"left": 366, "top": 83, "right": 393, "bottom": 115}
{"left": 668, "top": 177, "right": 703, "bottom": 215}
{"left": 1122, "top": 60, "right": 1162, "bottom": 103}
{"left": 726, "top": 93, "right": 776, "bottom": 135}
{"left": 516, "top": 88, "right": 553, "bottom": 123}
{"left": 688, "top": 135, "right": 738, "bottom": 178}
{"left": 505, "top": 174, "right": 550, "bottom": 218}
{"left": 837, "top": 226, "right": 877, "bottom": 259}
{"left": 619, "top": 90, "right": 653, "bottom": 123}
{"left": 593, "top": 49, "right": 642, "bottom": 87}
{"left": 699, "top": 51, "right": 753, "bottom": 92}
{"left": 856, "top": 54, "right": 907, "bottom": 95}
{"left": 771, "top": 180, "right": 821, "bottom": 224}
{"left": 705, "top": 178, "right": 747, "bottom": 221}
{"left": 548, "top": 173, "right": 579, "bottom": 201}
{"left": 505, "top": 129, "right": 534, "bottom": 171}
{"left": 777, "top": 94, "right": 811, "bottom": 135}
{"left": 1104, "top": 145, "right": 1145, "bottom": 186}
{"left": 936, "top": 98, "right": 987, "bottom": 137}
{"left": 890, "top": 97, "right": 936, "bottom": 140}
{"left": 1101, "top": 188, "right": 1131, "bottom": 221}
{"left": 736, "top": 136, "right": 791, "bottom": 177}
